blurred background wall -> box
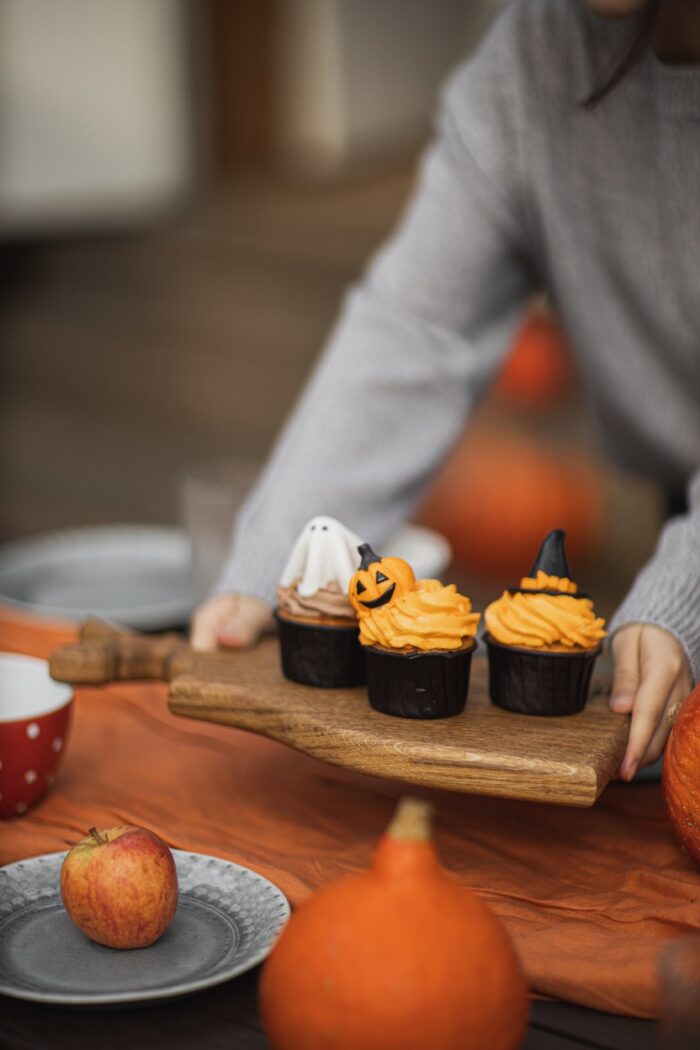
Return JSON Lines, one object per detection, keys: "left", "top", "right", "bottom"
{"left": 0, "top": 0, "right": 194, "bottom": 234}
{"left": 274, "top": 0, "right": 500, "bottom": 173}
{"left": 0, "top": 0, "right": 661, "bottom": 615}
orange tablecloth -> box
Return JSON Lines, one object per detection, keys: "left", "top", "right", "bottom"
{"left": 2, "top": 611, "right": 699, "bottom": 1020}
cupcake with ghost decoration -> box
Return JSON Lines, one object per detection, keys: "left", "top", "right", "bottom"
{"left": 484, "top": 528, "right": 606, "bottom": 716}
{"left": 348, "top": 543, "right": 480, "bottom": 719}
{"left": 276, "top": 515, "right": 366, "bottom": 688}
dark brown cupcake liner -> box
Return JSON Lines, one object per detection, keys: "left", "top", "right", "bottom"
{"left": 485, "top": 633, "right": 601, "bottom": 716}
{"left": 275, "top": 610, "right": 366, "bottom": 688}
{"left": 364, "top": 640, "right": 477, "bottom": 719}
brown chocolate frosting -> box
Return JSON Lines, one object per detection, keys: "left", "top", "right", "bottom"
{"left": 277, "top": 578, "right": 356, "bottom": 622}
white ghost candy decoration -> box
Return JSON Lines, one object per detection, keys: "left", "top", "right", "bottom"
{"left": 280, "top": 516, "right": 363, "bottom": 598}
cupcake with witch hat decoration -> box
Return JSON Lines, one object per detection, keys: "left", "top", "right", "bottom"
{"left": 276, "top": 515, "right": 366, "bottom": 688}
{"left": 484, "top": 528, "right": 606, "bottom": 716}
{"left": 348, "top": 543, "right": 480, "bottom": 718}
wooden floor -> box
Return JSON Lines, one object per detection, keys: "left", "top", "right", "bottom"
{"left": 0, "top": 173, "right": 411, "bottom": 539}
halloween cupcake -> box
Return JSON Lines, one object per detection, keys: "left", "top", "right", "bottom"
{"left": 484, "top": 529, "right": 606, "bottom": 716}
{"left": 276, "top": 515, "right": 366, "bottom": 688}
{"left": 348, "top": 543, "right": 480, "bottom": 719}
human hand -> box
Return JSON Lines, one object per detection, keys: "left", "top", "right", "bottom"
{"left": 610, "top": 624, "right": 693, "bottom": 781}
{"left": 190, "top": 593, "right": 274, "bottom": 651}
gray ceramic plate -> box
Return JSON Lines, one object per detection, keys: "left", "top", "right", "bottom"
{"left": 0, "top": 849, "right": 290, "bottom": 1006}
{"left": 0, "top": 525, "right": 196, "bottom": 630}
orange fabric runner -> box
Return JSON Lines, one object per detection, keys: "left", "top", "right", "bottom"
{"left": 1, "top": 611, "right": 699, "bottom": 1020}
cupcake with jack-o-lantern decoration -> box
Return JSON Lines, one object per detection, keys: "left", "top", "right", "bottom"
{"left": 348, "top": 543, "right": 480, "bottom": 718}
{"left": 276, "top": 515, "right": 367, "bottom": 688}
{"left": 484, "top": 528, "right": 606, "bottom": 716}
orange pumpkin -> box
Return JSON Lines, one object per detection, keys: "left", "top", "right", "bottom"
{"left": 494, "top": 306, "right": 576, "bottom": 408}
{"left": 348, "top": 543, "right": 416, "bottom": 617}
{"left": 259, "top": 797, "right": 528, "bottom": 1050}
{"left": 663, "top": 684, "right": 700, "bottom": 867}
{"left": 418, "top": 430, "right": 605, "bottom": 584}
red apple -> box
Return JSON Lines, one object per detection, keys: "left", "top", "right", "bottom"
{"left": 60, "top": 825, "right": 178, "bottom": 949}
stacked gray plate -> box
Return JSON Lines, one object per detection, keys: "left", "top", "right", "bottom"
{"left": 0, "top": 525, "right": 196, "bottom": 630}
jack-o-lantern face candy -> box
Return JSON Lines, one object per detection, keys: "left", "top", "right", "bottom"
{"left": 348, "top": 541, "right": 480, "bottom": 653}
{"left": 349, "top": 544, "right": 415, "bottom": 618}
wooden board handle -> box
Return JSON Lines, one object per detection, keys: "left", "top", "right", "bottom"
{"left": 50, "top": 619, "right": 188, "bottom": 684}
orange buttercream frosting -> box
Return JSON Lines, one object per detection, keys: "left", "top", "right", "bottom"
{"left": 519, "top": 571, "right": 578, "bottom": 594}
{"left": 356, "top": 579, "right": 480, "bottom": 652}
{"left": 485, "top": 571, "right": 606, "bottom": 650}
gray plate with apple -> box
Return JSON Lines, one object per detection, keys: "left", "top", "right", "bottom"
{"left": 0, "top": 850, "right": 290, "bottom": 1006}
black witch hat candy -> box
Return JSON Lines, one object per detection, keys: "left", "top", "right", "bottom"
{"left": 528, "top": 528, "right": 571, "bottom": 580}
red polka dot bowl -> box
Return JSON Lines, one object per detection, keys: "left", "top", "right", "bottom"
{"left": 0, "top": 653, "right": 73, "bottom": 819}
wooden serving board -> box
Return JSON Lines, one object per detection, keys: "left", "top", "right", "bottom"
{"left": 50, "top": 621, "right": 629, "bottom": 808}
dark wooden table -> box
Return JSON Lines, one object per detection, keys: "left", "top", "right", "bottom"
{"left": 1, "top": 970, "right": 657, "bottom": 1049}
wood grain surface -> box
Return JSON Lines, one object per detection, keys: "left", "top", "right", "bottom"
{"left": 50, "top": 624, "right": 629, "bottom": 807}
{"left": 167, "top": 638, "right": 628, "bottom": 807}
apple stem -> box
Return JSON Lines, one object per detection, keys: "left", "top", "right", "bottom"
{"left": 89, "top": 826, "right": 106, "bottom": 846}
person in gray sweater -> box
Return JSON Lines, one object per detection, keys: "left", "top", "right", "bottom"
{"left": 193, "top": 0, "right": 699, "bottom": 781}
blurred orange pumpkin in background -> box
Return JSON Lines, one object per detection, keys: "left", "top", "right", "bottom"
{"left": 494, "top": 304, "right": 576, "bottom": 408}
{"left": 419, "top": 430, "right": 606, "bottom": 585}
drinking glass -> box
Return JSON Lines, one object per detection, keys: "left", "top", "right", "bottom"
{"left": 179, "top": 457, "right": 260, "bottom": 601}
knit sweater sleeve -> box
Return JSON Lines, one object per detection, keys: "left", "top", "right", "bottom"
{"left": 215, "top": 5, "right": 536, "bottom": 604}
{"left": 609, "top": 469, "right": 700, "bottom": 683}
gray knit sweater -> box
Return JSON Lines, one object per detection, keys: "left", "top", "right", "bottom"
{"left": 217, "top": 0, "right": 700, "bottom": 680}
